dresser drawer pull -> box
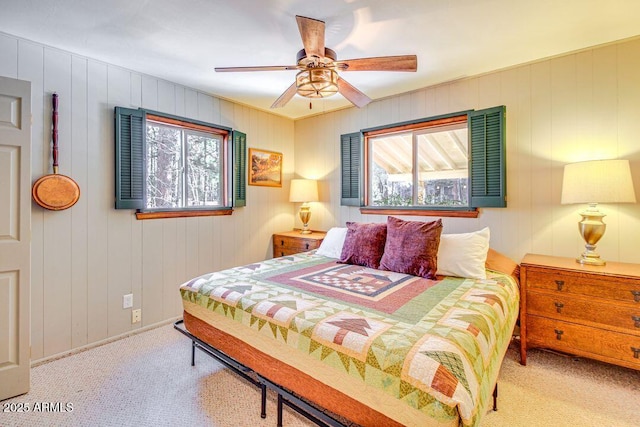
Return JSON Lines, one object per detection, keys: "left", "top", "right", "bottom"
{"left": 632, "top": 347, "right": 640, "bottom": 359}
{"left": 555, "top": 280, "right": 564, "bottom": 291}
{"left": 554, "top": 302, "right": 564, "bottom": 313}
{"left": 632, "top": 291, "right": 640, "bottom": 302}
{"left": 305, "top": 243, "right": 310, "bottom": 250}
{"left": 554, "top": 329, "right": 564, "bottom": 340}
{"left": 633, "top": 316, "right": 640, "bottom": 328}
{"left": 280, "top": 240, "right": 285, "bottom": 246}
{"left": 280, "top": 251, "right": 285, "bottom": 257}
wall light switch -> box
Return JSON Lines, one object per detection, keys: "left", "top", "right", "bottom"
{"left": 123, "top": 293, "right": 133, "bottom": 309}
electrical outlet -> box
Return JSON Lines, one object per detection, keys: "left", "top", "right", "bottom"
{"left": 123, "top": 294, "right": 133, "bottom": 309}
{"left": 132, "top": 309, "right": 141, "bottom": 324}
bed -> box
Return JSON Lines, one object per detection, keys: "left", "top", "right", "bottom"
{"left": 178, "top": 220, "right": 520, "bottom": 427}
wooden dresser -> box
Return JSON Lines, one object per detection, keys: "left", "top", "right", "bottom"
{"left": 272, "top": 230, "right": 326, "bottom": 258}
{"left": 520, "top": 253, "right": 640, "bottom": 370}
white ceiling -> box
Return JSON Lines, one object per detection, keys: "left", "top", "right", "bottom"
{"left": 2, "top": 0, "right": 640, "bottom": 120}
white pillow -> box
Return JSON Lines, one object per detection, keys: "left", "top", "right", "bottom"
{"left": 316, "top": 227, "right": 348, "bottom": 258}
{"left": 436, "top": 227, "right": 490, "bottom": 279}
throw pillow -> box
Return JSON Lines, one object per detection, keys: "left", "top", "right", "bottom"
{"left": 379, "top": 217, "right": 443, "bottom": 279}
{"left": 339, "top": 222, "right": 387, "bottom": 269}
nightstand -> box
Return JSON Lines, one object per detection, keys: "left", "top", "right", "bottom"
{"left": 520, "top": 253, "right": 640, "bottom": 371}
{"left": 272, "top": 230, "right": 326, "bottom": 258}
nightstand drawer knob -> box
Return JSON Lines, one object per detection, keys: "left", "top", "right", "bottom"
{"left": 554, "top": 302, "right": 564, "bottom": 313}
{"left": 632, "top": 347, "right": 640, "bottom": 359}
{"left": 554, "top": 329, "right": 564, "bottom": 340}
{"left": 281, "top": 240, "right": 285, "bottom": 246}
{"left": 632, "top": 291, "right": 640, "bottom": 302}
{"left": 632, "top": 316, "right": 640, "bottom": 328}
{"left": 554, "top": 280, "right": 564, "bottom": 291}
{"left": 305, "top": 243, "right": 309, "bottom": 250}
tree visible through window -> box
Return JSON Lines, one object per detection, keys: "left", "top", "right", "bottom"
{"left": 146, "top": 121, "right": 223, "bottom": 209}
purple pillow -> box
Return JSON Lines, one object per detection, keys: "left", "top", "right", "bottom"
{"left": 339, "top": 222, "right": 387, "bottom": 269}
{"left": 379, "top": 217, "right": 443, "bottom": 279}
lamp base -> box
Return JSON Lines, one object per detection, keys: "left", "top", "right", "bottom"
{"left": 576, "top": 253, "right": 606, "bottom": 266}
{"left": 299, "top": 205, "right": 311, "bottom": 234}
{"left": 576, "top": 204, "right": 606, "bottom": 266}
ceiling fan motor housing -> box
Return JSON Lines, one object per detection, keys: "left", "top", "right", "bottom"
{"left": 296, "top": 48, "right": 337, "bottom": 65}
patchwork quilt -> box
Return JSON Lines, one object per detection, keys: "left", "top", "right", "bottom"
{"left": 180, "top": 251, "right": 519, "bottom": 427}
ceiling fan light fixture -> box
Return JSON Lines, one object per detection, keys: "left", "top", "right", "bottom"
{"left": 296, "top": 68, "right": 339, "bottom": 98}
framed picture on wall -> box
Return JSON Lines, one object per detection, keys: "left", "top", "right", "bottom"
{"left": 248, "top": 148, "right": 283, "bottom": 187}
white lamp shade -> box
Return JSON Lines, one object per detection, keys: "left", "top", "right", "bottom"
{"left": 289, "top": 179, "right": 319, "bottom": 203}
{"left": 561, "top": 159, "right": 636, "bottom": 204}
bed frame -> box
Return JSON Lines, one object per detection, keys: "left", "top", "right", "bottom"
{"left": 174, "top": 315, "right": 499, "bottom": 426}
{"left": 174, "top": 319, "right": 345, "bottom": 427}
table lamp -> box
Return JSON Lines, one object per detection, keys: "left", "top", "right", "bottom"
{"left": 561, "top": 159, "right": 636, "bottom": 265}
{"left": 289, "top": 179, "right": 319, "bottom": 234}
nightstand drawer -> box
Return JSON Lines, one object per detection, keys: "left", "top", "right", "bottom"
{"left": 527, "top": 315, "right": 640, "bottom": 369}
{"left": 527, "top": 290, "right": 640, "bottom": 333}
{"left": 272, "top": 230, "right": 326, "bottom": 258}
{"left": 275, "top": 236, "right": 316, "bottom": 252}
{"left": 526, "top": 268, "right": 640, "bottom": 303}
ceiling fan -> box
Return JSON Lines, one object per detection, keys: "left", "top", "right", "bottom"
{"left": 214, "top": 15, "right": 418, "bottom": 109}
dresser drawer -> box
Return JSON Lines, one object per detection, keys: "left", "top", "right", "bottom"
{"left": 527, "top": 315, "right": 640, "bottom": 369}
{"left": 527, "top": 290, "right": 640, "bottom": 333}
{"left": 526, "top": 267, "right": 640, "bottom": 303}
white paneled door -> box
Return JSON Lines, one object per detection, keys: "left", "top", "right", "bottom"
{"left": 0, "top": 76, "right": 31, "bottom": 400}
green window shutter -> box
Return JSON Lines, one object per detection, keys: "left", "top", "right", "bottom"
{"left": 232, "top": 130, "right": 247, "bottom": 207}
{"left": 469, "top": 105, "right": 506, "bottom": 208}
{"left": 340, "top": 132, "right": 362, "bottom": 206}
{"left": 114, "top": 107, "right": 146, "bottom": 210}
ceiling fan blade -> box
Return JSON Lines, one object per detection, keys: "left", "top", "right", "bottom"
{"left": 337, "top": 55, "right": 417, "bottom": 72}
{"left": 215, "top": 65, "right": 298, "bottom": 72}
{"left": 337, "top": 78, "right": 372, "bottom": 108}
{"left": 296, "top": 15, "right": 325, "bottom": 58}
{"left": 271, "top": 82, "right": 298, "bottom": 108}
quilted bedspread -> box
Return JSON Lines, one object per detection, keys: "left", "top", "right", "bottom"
{"left": 180, "top": 251, "right": 519, "bottom": 427}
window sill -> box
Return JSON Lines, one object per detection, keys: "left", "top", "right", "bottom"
{"left": 359, "top": 207, "right": 479, "bottom": 218}
{"left": 135, "top": 208, "right": 233, "bottom": 220}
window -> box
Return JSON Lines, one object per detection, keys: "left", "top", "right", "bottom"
{"left": 115, "top": 108, "right": 246, "bottom": 218}
{"left": 369, "top": 121, "right": 468, "bottom": 207}
{"left": 341, "top": 106, "right": 506, "bottom": 215}
{"left": 146, "top": 119, "right": 223, "bottom": 209}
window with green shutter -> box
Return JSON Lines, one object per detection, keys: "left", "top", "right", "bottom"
{"left": 341, "top": 132, "right": 362, "bottom": 206}
{"left": 232, "top": 130, "right": 247, "bottom": 207}
{"left": 469, "top": 106, "right": 506, "bottom": 207}
{"left": 115, "top": 107, "right": 146, "bottom": 209}
{"left": 340, "top": 106, "right": 506, "bottom": 215}
{"left": 114, "top": 108, "right": 247, "bottom": 218}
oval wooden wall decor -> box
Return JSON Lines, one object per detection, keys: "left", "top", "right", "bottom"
{"left": 32, "top": 174, "right": 80, "bottom": 210}
{"left": 32, "top": 93, "right": 80, "bottom": 210}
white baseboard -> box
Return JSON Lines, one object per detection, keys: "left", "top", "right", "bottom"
{"left": 31, "top": 316, "right": 182, "bottom": 367}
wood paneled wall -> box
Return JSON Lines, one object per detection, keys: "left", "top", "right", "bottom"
{"left": 294, "top": 37, "right": 640, "bottom": 265}
{"left": 0, "top": 33, "right": 295, "bottom": 361}
{"left": 2, "top": 30, "right": 640, "bottom": 361}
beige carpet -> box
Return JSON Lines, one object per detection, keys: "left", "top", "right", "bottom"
{"left": 1, "top": 324, "right": 638, "bottom": 427}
